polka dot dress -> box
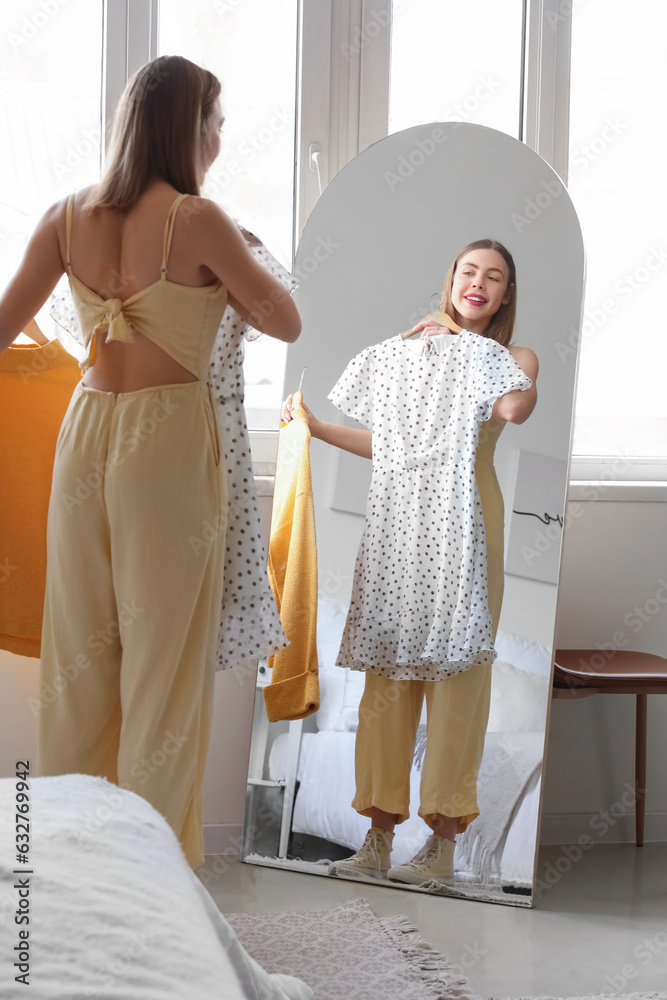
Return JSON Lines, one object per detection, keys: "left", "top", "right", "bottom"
{"left": 209, "top": 237, "right": 298, "bottom": 672}
{"left": 328, "top": 330, "right": 532, "bottom": 681}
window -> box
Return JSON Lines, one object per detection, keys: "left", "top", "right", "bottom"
{"left": 567, "top": 1, "right": 667, "bottom": 462}
{"left": 5, "top": 1, "right": 662, "bottom": 476}
{"left": 0, "top": 0, "right": 103, "bottom": 342}
{"left": 389, "top": 0, "right": 524, "bottom": 138}
{"left": 159, "top": 0, "right": 298, "bottom": 430}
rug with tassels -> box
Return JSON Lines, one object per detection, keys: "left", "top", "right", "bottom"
{"left": 490, "top": 994, "right": 667, "bottom": 1000}
{"left": 225, "top": 896, "right": 477, "bottom": 1000}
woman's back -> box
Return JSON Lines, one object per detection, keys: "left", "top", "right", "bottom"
{"left": 60, "top": 181, "right": 228, "bottom": 393}
{"left": 64, "top": 182, "right": 219, "bottom": 300}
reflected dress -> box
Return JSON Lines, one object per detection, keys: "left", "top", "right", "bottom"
{"left": 329, "top": 330, "right": 532, "bottom": 680}
{"left": 328, "top": 330, "right": 531, "bottom": 830}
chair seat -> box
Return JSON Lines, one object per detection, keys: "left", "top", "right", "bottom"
{"left": 552, "top": 648, "right": 667, "bottom": 846}
{"left": 554, "top": 649, "right": 667, "bottom": 688}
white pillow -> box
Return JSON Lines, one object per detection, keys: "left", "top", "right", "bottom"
{"left": 487, "top": 660, "right": 549, "bottom": 733}
{"left": 315, "top": 615, "right": 553, "bottom": 732}
{"left": 313, "top": 597, "right": 369, "bottom": 732}
{"left": 313, "top": 597, "right": 350, "bottom": 731}
{"left": 334, "top": 669, "right": 366, "bottom": 731}
{"left": 494, "top": 629, "right": 553, "bottom": 678}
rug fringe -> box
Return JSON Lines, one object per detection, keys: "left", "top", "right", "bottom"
{"left": 487, "top": 993, "right": 667, "bottom": 1000}
{"left": 380, "top": 914, "right": 479, "bottom": 1000}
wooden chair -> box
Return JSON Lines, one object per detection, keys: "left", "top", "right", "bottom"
{"left": 552, "top": 649, "right": 667, "bottom": 846}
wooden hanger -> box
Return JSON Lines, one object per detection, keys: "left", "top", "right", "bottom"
{"left": 15, "top": 318, "right": 49, "bottom": 346}
{"left": 400, "top": 310, "right": 462, "bottom": 340}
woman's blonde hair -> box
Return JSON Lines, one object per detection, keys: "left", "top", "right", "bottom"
{"left": 87, "top": 56, "right": 221, "bottom": 212}
{"left": 439, "top": 239, "right": 517, "bottom": 348}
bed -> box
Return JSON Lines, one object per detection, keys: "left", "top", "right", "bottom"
{"left": 265, "top": 598, "right": 552, "bottom": 889}
{"left": 0, "top": 773, "right": 312, "bottom": 999}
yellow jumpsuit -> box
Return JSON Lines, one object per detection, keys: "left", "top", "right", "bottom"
{"left": 38, "top": 193, "right": 229, "bottom": 868}
{"left": 353, "top": 415, "right": 506, "bottom": 833}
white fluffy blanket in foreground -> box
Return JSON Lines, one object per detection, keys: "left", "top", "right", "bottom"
{"left": 0, "top": 774, "right": 312, "bottom": 1000}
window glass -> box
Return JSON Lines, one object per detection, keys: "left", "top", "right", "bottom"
{"left": 159, "top": 0, "right": 298, "bottom": 430}
{"left": 389, "top": 0, "right": 524, "bottom": 137}
{"left": 568, "top": 1, "right": 667, "bottom": 458}
{"left": 0, "top": 1, "right": 103, "bottom": 341}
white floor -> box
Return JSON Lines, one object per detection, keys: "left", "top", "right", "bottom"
{"left": 198, "top": 843, "right": 667, "bottom": 998}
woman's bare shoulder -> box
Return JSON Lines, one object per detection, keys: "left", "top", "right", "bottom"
{"left": 179, "top": 194, "right": 235, "bottom": 229}
{"left": 509, "top": 344, "right": 539, "bottom": 377}
{"left": 180, "top": 196, "right": 248, "bottom": 257}
{"left": 509, "top": 344, "right": 538, "bottom": 363}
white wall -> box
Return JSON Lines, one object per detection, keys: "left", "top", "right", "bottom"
{"left": 0, "top": 648, "right": 256, "bottom": 856}
{"left": 3, "top": 494, "right": 665, "bottom": 851}
{"left": 542, "top": 497, "right": 667, "bottom": 844}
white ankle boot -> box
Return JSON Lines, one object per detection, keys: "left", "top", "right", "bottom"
{"left": 387, "top": 833, "right": 455, "bottom": 885}
{"left": 329, "top": 827, "right": 394, "bottom": 879}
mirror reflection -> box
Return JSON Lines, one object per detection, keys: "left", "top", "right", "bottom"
{"left": 242, "top": 123, "right": 585, "bottom": 907}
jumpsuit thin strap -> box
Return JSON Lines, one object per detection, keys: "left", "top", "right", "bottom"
{"left": 160, "top": 193, "right": 189, "bottom": 279}
{"left": 65, "top": 193, "right": 74, "bottom": 274}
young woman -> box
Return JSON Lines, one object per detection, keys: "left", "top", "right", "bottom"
{"left": 0, "top": 55, "right": 301, "bottom": 869}
{"left": 283, "top": 240, "right": 537, "bottom": 884}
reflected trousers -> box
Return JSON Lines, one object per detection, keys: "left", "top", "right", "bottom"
{"left": 39, "top": 379, "right": 227, "bottom": 868}
{"left": 353, "top": 665, "right": 491, "bottom": 833}
{"left": 353, "top": 450, "right": 503, "bottom": 835}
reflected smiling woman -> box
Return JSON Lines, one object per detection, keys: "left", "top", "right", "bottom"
{"left": 282, "top": 239, "right": 538, "bottom": 885}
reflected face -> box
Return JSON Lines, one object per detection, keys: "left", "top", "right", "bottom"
{"left": 201, "top": 97, "right": 224, "bottom": 174}
{"left": 451, "top": 248, "right": 511, "bottom": 334}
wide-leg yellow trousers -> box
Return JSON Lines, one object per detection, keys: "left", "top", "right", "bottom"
{"left": 353, "top": 429, "right": 504, "bottom": 834}
{"left": 38, "top": 380, "right": 227, "bottom": 868}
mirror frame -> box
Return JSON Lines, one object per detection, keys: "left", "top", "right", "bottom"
{"left": 241, "top": 122, "right": 585, "bottom": 908}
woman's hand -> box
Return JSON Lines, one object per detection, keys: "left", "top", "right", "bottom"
{"left": 420, "top": 323, "right": 449, "bottom": 338}
{"left": 282, "top": 393, "right": 318, "bottom": 432}
{"left": 402, "top": 311, "right": 462, "bottom": 340}
{"left": 282, "top": 393, "right": 372, "bottom": 458}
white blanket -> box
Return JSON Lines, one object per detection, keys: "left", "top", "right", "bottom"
{"left": 454, "top": 731, "right": 544, "bottom": 884}
{"left": 275, "top": 730, "right": 542, "bottom": 884}
{"left": 0, "top": 774, "right": 312, "bottom": 1000}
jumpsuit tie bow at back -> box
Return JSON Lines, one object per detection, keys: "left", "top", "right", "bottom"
{"left": 89, "top": 297, "right": 135, "bottom": 344}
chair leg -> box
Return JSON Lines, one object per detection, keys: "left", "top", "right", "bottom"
{"left": 635, "top": 694, "right": 647, "bottom": 846}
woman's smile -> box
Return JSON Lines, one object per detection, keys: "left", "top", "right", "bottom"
{"left": 451, "top": 247, "right": 511, "bottom": 332}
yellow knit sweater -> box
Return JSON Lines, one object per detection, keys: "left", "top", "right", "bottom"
{"left": 264, "top": 392, "right": 319, "bottom": 722}
{"left": 0, "top": 340, "right": 81, "bottom": 656}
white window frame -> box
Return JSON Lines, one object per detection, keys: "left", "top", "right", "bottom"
{"left": 521, "top": 0, "right": 572, "bottom": 182}
{"left": 106, "top": 1, "right": 660, "bottom": 488}
{"left": 102, "top": 0, "right": 158, "bottom": 150}
{"left": 296, "top": 0, "right": 390, "bottom": 239}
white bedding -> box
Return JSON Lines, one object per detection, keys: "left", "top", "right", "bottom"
{"left": 270, "top": 730, "right": 542, "bottom": 886}
{"left": 0, "top": 774, "right": 312, "bottom": 1000}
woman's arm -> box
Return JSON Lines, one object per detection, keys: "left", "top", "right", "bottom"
{"left": 0, "top": 201, "right": 65, "bottom": 355}
{"left": 193, "top": 199, "right": 301, "bottom": 343}
{"left": 282, "top": 395, "right": 372, "bottom": 459}
{"left": 493, "top": 346, "right": 539, "bottom": 424}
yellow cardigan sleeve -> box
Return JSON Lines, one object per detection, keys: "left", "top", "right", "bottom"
{"left": 263, "top": 392, "right": 319, "bottom": 722}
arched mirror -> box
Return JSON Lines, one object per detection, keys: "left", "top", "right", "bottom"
{"left": 241, "top": 122, "right": 584, "bottom": 907}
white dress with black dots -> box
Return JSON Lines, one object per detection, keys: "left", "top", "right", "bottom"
{"left": 209, "top": 239, "right": 297, "bottom": 671}
{"left": 328, "top": 330, "right": 532, "bottom": 681}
